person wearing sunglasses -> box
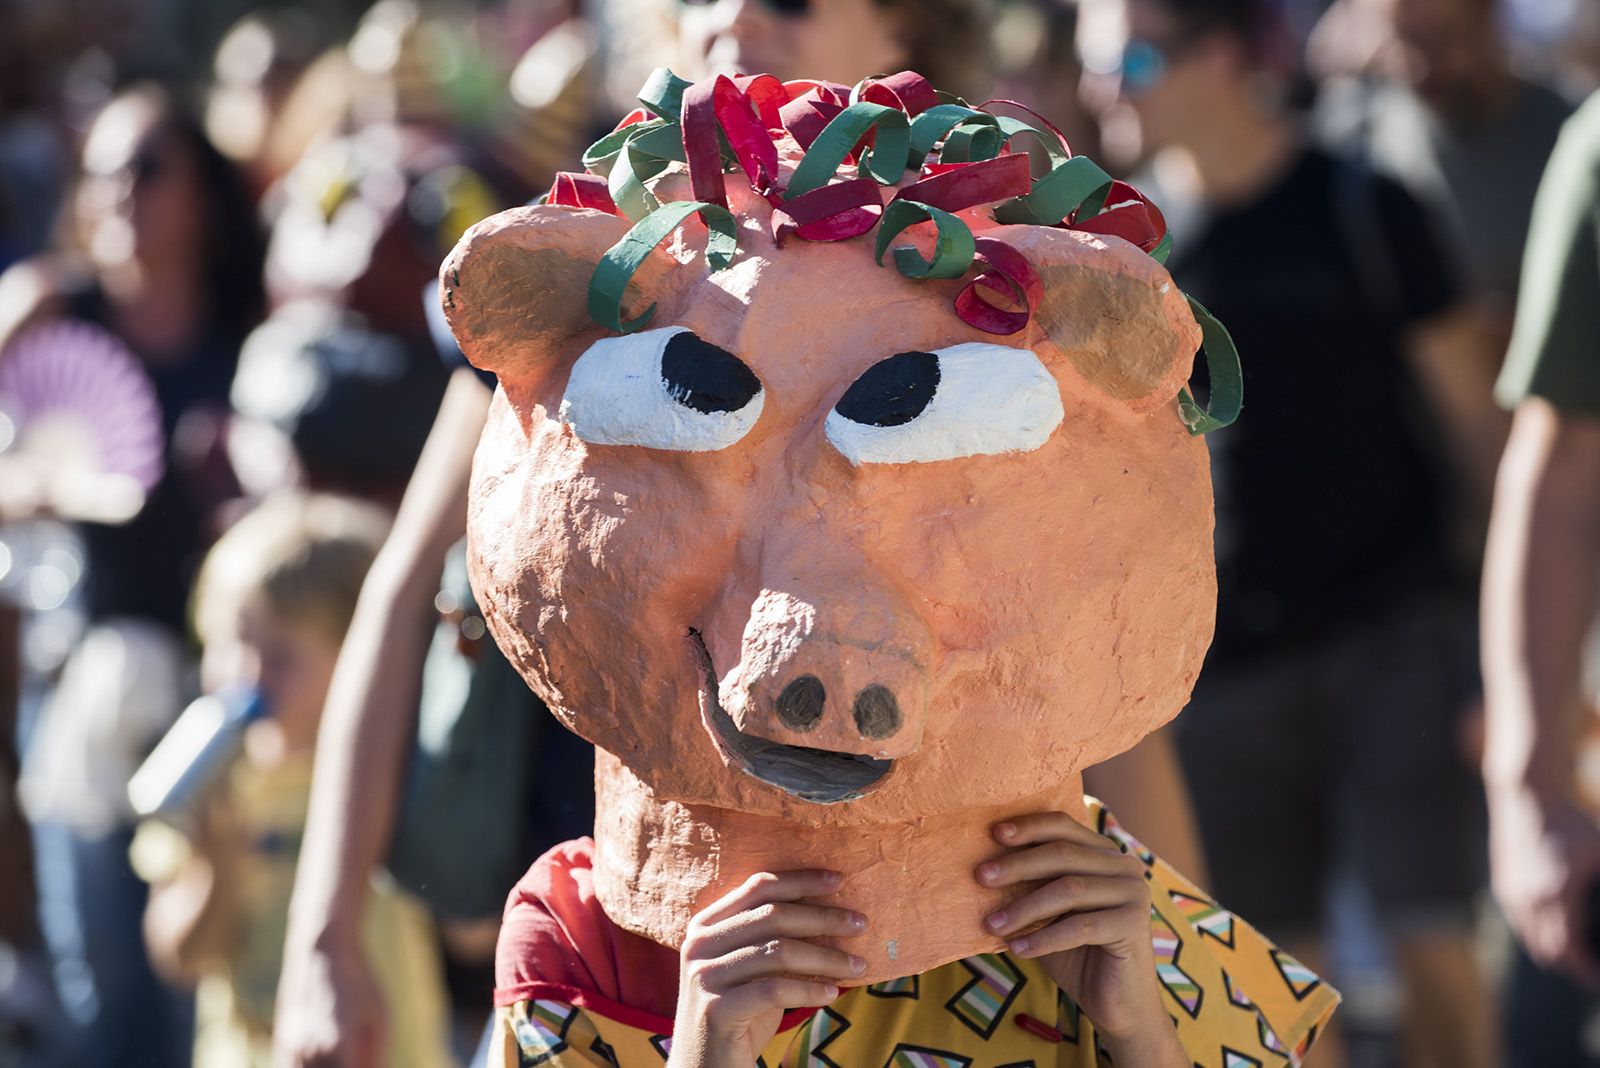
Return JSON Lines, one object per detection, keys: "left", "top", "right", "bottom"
{"left": 672, "top": 0, "right": 989, "bottom": 99}
{"left": 1076, "top": 1, "right": 1501, "bottom": 1066}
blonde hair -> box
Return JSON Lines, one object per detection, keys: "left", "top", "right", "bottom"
{"left": 193, "top": 493, "right": 391, "bottom": 644}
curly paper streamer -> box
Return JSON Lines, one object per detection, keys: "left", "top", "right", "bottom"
{"left": 771, "top": 178, "right": 884, "bottom": 243}
{"left": 547, "top": 172, "right": 619, "bottom": 214}
{"left": 1068, "top": 181, "right": 1168, "bottom": 253}
{"left": 954, "top": 237, "right": 1043, "bottom": 335}
{"left": 874, "top": 199, "right": 975, "bottom": 280}
{"left": 890, "top": 155, "right": 1032, "bottom": 214}
{"left": 777, "top": 85, "right": 849, "bottom": 150}
{"left": 856, "top": 71, "right": 939, "bottom": 117}
{"left": 563, "top": 67, "right": 1240, "bottom": 433}
{"left": 992, "top": 155, "right": 1114, "bottom": 226}
{"left": 1177, "top": 295, "right": 1243, "bottom": 434}
{"left": 787, "top": 103, "right": 912, "bottom": 196}
{"left": 589, "top": 201, "right": 738, "bottom": 333}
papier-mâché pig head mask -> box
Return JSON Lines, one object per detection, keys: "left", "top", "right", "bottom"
{"left": 444, "top": 70, "right": 1241, "bottom": 981}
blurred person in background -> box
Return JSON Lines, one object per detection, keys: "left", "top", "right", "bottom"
{"left": 205, "top": 10, "right": 330, "bottom": 198}
{"left": 1077, "top": 0, "right": 1500, "bottom": 1064}
{"left": 0, "top": 80, "right": 264, "bottom": 1068}
{"left": 133, "top": 492, "right": 454, "bottom": 1068}
{"left": 1312, "top": 0, "right": 1573, "bottom": 497}
{"left": 1483, "top": 90, "right": 1600, "bottom": 1068}
{"left": 268, "top": 5, "right": 605, "bottom": 1065}
{"left": 272, "top": 366, "right": 514, "bottom": 1068}
{"left": 672, "top": 0, "right": 992, "bottom": 98}
{"left": 989, "top": 0, "right": 1103, "bottom": 161}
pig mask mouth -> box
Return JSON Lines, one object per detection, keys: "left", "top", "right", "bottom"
{"left": 688, "top": 629, "right": 893, "bottom": 803}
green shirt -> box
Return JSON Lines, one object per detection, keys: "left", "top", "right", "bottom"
{"left": 1499, "top": 91, "right": 1600, "bottom": 413}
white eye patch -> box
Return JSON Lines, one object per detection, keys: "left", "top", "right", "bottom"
{"left": 824, "top": 342, "right": 1064, "bottom": 465}
{"left": 559, "top": 326, "right": 764, "bottom": 451}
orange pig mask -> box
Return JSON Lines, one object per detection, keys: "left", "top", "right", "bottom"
{"left": 443, "top": 73, "right": 1228, "bottom": 983}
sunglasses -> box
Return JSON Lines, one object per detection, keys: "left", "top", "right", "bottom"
{"left": 679, "top": 0, "right": 812, "bottom": 17}
{"left": 1083, "top": 36, "right": 1188, "bottom": 96}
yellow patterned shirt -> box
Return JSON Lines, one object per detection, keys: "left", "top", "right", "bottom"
{"left": 488, "top": 799, "right": 1338, "bottom": 1067}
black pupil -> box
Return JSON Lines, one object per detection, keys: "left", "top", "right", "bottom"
{"left": 834, "top": 351, "right": 940, "bottom": 428}
{"left": 661, "top": 332, "right": 761, "bottom": 414}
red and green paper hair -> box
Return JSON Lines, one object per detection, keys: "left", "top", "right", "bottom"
{"left": 540, "top": 68, "right": 1241, "bottom": 434}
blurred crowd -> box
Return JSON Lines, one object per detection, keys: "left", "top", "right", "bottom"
{"left": 3, "top": 0, "right": 1600, "bottom": 1066}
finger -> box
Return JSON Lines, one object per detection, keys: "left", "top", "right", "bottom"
{"left": 717, "top": 975, "right": 841, "bottom": 1017}
{"left": 993, "top": 811, "right": 1109, "bottom": 850}
{"left": 695, "top": 869, "right": 843, "bottom": 927}
{"left": 983, "top": 868, "right": 1148, "bottom": 938}
{"left": 707, "top": 937, "right": 867, "bottom": 987}
{"left": 1006, "top": 902, "right": 1150, "bottom": 959}
{"left": 696, "top": 900, "right": 867, "bottom": 957}
{"left": 977, "top": 838, "right": 1141, "bottom": 889}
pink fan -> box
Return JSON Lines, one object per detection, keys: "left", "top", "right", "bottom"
{"left": 0, "top": 319, "right": 165, "bottom": 492}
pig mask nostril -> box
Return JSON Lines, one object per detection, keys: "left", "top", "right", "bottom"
{"left": 853, "top": 685, "right": 901, "bottom": 739}
{"left": 775, "top": 675, "right": 826, "bottom": 730}
{"left": 688, "top": 629, "right": 891, "bottom": 803}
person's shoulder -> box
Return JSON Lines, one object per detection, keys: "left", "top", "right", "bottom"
{"left": 495, "top": 838, "right": 605, "bottom": 1001}
{"left": 500, "top": 838, "right": 606, "bottom": 946}
{"left": 496, "top": 836, "right": 684, "bottom": 1026}
{"left": 1305, "top": 142, "right": 1411, "bottom": 201}
{"left": 1312, "top": 144, "right": 1445, "bottom": 243}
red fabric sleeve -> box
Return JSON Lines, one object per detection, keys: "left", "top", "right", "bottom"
{"left": 493, "top": 837, "right": 683, "bottom": 1022}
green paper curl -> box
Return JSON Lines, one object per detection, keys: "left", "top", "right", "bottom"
{"left": 787, "top": 103, "right": 912, "bottom": 197}
{"left": 941, "top": 116, "right": 1070, "bottom": 166}
{"left": 581, "top": 118, "right": 687, "bottom": 180}
{"left": 626, "top": 121, "right": 689, "bottom": 164}
{"left": 940, "top": 121, "right": 1004, "bottom": 163}
{"left": 589, "top": 201, "right": 739, "bottom": 333}
{"left": 1149, "top": 231, "right": 1173, "bottom": 265}
{"left": 582, "top": 121, "right": 650, "bottom": 177}
{"left": 908, "top": 104, "right": 996, "bottom": 159}
{"left": 1178, "top": 294, "right": 1243, "bottom": 435}
{"left": 992, "top": 155, "right": 1114, "bottom": 226}
{"left": 608, "top": 139, "right": 668, "bottom": 222}
{"left": 874, "top": 199, "right": 975, "bottom": 280}
{"left": 638, "top": 67, "right": 692, "bottom": 121}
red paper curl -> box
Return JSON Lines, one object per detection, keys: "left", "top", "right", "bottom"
{"left": 547, "top": 172, "right": 620, "bottom": 214}
{"left": 955, "top": 237, "right": 1043, "bottom": 335}
{"left": 858, "top": 72, "right": 939, "bottom": 117}
{"left": 771, "top": 178, "right": 884, "bottom": 244}
{"left": 891, "top": 155, "right": 1033, "bottom": 215}
{"left": 1068, "top": 180, "right": 1168, "bottom": 253}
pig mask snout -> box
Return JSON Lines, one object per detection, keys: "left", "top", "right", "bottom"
{"left": 704, "top": 586, "right": 930, "bottom": 786}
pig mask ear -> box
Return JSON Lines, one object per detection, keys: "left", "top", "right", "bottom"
{"left": 440, "top": 205, "right": 676, "bottom": 387}
{"left": 993, "top": 225, "right": 1205, "bottom": 417}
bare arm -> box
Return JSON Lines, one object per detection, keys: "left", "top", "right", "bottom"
{"left": 1482, "top": 397, "right": 1600, "bottom": 980}
{"left": 274, "top": 368, "right": 492, "bottom": 1068}
{"left": 1082, "top": 725, "right": 1208, "bottom": 886}
{"left": 139, "top": 795, "right": 245, "bottom": 983}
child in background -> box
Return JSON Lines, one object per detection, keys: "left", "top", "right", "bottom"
{"left": 130, "top": 492, "right": 456, "bottom": 1068}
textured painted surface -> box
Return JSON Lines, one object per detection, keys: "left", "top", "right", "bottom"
{"left": 444, "top": 157, "right": 1216, "bottom": 982}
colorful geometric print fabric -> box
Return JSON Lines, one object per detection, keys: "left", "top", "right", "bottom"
{"left": 486, "top": 799, "right": 1339, "bottom": 1067}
